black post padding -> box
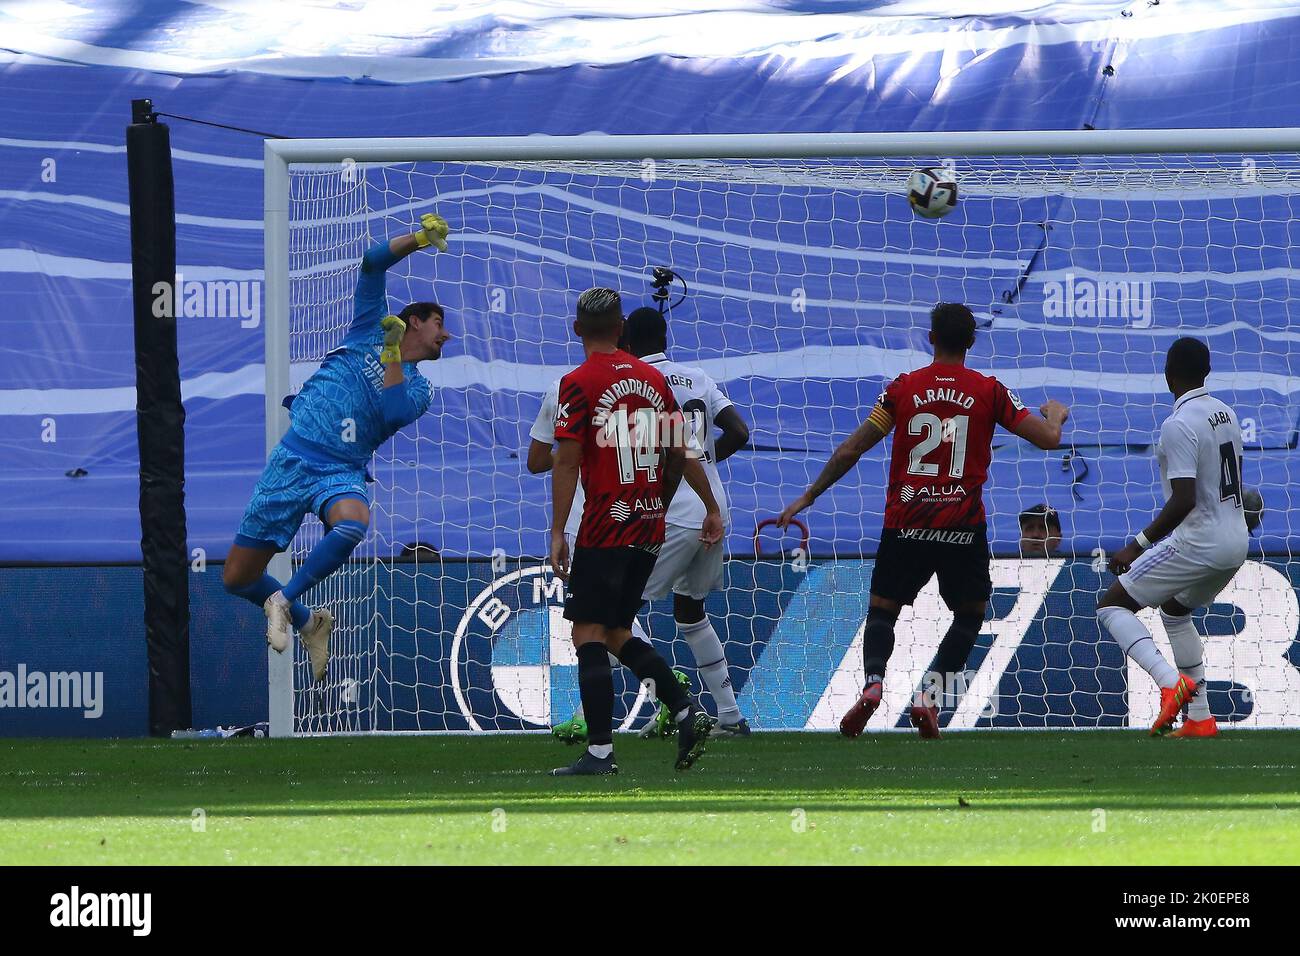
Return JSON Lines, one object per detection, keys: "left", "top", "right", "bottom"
{"left": 127, "top": 101, "right": 191, "bottom": 736}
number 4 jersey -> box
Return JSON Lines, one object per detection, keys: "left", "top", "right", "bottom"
{"left": 554, "top": 348, "right": 681, "bottom": 549}
{"left": 1155, "top": 386, "right": 1248, "bottom": 569}
{"left": 869, "top": 361, "right": 1030, "bottom": 530}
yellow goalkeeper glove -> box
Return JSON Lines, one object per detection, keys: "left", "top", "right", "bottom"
{"left": 380, "top": 314, "right": 407, "bottom": 364}
{"left": 414, "top": 212, "right": 449, "bottom": 252}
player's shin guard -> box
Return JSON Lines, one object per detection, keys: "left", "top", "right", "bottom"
{"left": 576, "top": 643, "right": 615, "bottom": 749}
{"left": 617, "top": 637, "right": 691, "bottom": 719}
{"left": 1098, "top": 605, "right": 1178, "bottom": 688}
{"left": 1162, "top": 610, "right": 1210, "bottom": 720}
{"left": 679, "top": 617, "right": 740, "bottom": 723}
{"left": 281, "top": 519, "right": 367, "bottom": 604}
{"left": 862, "top": 606, "right": 899, "bottom": 687}
{"left": 931, "top": 613, "right": 984, "bottom": 697}
{"left": 228, "top": 574, "right": 310, "bottom": 630}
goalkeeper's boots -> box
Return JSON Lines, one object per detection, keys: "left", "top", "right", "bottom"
{"left": 839, "top": 681, "right": 882, "bottom": 738}
{"left": 640, "top": 669, "right": 692, "bottom": 738}
{"left": 552, "top": 713, "right": 588, "bottom": 745}
{"left": 674, "top": 704, "right": 714, "bottom": 771}
{"left": 300, "top": 608, "right": 334, "bottom": 683}
{"left": 1169, "top": 716, "right": 1218, "bottom": 739}
{"left": 550, "top": 749, "right": 618, "bottom": 776}
{"left": 712, "top": 718, "right": 752, "bottom": 739}
{"left": 908, "top": 697, "right": 942, "bottom": 740}
{"left": 1151, "top": 674, "right": 1198, "bottom": 737}
{"left": 264, "top": 591, "right": 293, "bottom": 654}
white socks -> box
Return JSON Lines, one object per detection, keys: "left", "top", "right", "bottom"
{"left": 680, "top": 617, "right": 741, "bottom": 723}
{"left": 1162, "top": 610, "right": 1211, "bottom": 720}
{"left": 587, "top": 743, "right": 613, "bottom": 759}
{"left": 1098, "top": 605, "right": 1178, "bottom": 689}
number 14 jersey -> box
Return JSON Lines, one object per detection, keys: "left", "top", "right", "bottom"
{"left": 869, "top": 362, "right": 1030, "bottom": 530}
{"left": 554, "top": 348, "right": 680, "bottom": 549}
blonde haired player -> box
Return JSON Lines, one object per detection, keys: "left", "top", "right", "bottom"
{"left": 528, "top": 374, "right": 671, "bottom": 743}
{"left": 1098, "top": 337, "right": 1249, "bottom": 738}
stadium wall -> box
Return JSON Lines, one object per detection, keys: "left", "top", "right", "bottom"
{"left": 3, "top": 557, "right": 1297, "bottom": 736}
{"left": 4, "top": 4, "right": 1300, "bottom": 564}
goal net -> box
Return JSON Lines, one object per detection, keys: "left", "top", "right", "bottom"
{"left": 270, "top": 135, "right": 1300, "bottom": 734}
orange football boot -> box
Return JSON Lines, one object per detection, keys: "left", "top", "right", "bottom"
{"left": 839, "top": 682, "right": 882, "bottom": 738}
{"left": 1170, "top": 717, "right": 1218, "bottom": 738}
{"left": 909, "top": 701, "right": 941, "bottom": 739}
{"left": 1150, "top": 674, "right": 1199, "bottom": 736}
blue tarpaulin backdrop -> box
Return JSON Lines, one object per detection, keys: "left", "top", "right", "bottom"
{"left": 1, "top": 1, "right": 1298, "bottom": 562}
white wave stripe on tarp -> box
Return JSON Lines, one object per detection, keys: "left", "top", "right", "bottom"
{"left": 457, "top": 233, "right": 933, "bottom": 314}
{"left": 0, "top": 248, "right": 262, "bottom": 281}
{"left": 0, "top": 136, "right": 262, "bottom": 169}
{"left": 1032, "top": 266, "right": 1300, "bottom": 286}
{"left": 4, "top": 177, "right": 1019, "bottom": 271}
{"left": 3, "top": 3, "right": 1297, "bottom": 83}
{"left": 311, "top": 182, "right": 1029, "bottom": 273}
{"left": 6, "top": 247, "right": 1300, "bottom": 345}
{"left": 992, "top": 313, "right": 1300, "bottom": 344}
{"left": 4, "top": 349, "right": 1298, "bottom": 416}
{"left": 0, "top": 190, "right": 262, "bottom": 230}
{"left": 0, "top": 365, "right": 264, "bottom": 416}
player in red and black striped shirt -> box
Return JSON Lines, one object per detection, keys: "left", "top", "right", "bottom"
{"left": 778, "top": 303, "right": 1069, "bottom": 738}
{"left": 549, "top": 288, "right": 723, "bottom": 776}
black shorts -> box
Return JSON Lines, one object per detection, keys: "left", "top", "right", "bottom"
{"left": 563, "top": 545, "right": 659, "bottom": 630}
{"left": 870, "top": 525, "right": 992, "bottom": 608}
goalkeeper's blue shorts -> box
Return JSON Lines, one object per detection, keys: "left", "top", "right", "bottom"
{"left": 235, "top": 443, "right": 369, "bottom": 551}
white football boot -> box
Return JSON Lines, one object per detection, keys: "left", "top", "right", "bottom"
{"left": 264, "top": 591, "right": 293, "bottom": 653}
{"left": 300, "top": 608, "right": 334, "bottom": 683}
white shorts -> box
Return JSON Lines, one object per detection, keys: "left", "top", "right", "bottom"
{"left": 1119, "top": 540, "right": 1242, "bottom": 610}
{"left": 642, "top": 523, "right": 725, "bottom": 601}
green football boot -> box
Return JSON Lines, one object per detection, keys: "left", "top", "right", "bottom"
{"left": 551, "top": 712, "right": 588, "bottom": 745}
{"left": 639, "top": 670, "right": 692, "bottom": 739}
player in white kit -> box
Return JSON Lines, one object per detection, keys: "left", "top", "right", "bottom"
{"left": 1098, "top": 337, "right": 1249, "bottom": 738}
{"left": 623, "top": 307, "right": 753, "bottom": 737}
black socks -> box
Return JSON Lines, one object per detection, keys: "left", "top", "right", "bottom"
{"left": 576, "top": 643, "right": 615, "bottom": 746}
{"left": 617, "top": 637, "right": 690, "bottom": 717}
{"left": 863, "top": 605, "right": 899, "bottom": 685}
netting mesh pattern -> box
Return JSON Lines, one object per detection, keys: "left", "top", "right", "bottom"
{"left": 283, "top": 151, "right": 1300, "bottom": 732}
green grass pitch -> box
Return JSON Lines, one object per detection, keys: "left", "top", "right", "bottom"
{"left": 4, "top": 731, "right": 1298, "bottom": 865}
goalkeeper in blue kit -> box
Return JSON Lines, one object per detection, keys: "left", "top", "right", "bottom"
{"left": 222, "top": 213, "right": 452, "bottom": 681}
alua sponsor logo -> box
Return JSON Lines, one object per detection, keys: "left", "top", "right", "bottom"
{"left": 899, "top": 484, "right": 966, "bottom": 503}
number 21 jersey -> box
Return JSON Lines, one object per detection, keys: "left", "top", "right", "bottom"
{"left": 869, "top": 362, "right": 1029, "bottom": 529}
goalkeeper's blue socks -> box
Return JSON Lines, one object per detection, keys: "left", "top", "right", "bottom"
{"left": 281, "top": 520, "right": 368, "bottom": 604}
{"left": 228, "top": 574, "right": 311, "bottom": 630}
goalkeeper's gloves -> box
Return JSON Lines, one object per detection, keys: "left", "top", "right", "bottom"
{"left": 380, "top": 315, "right": 407, "bottom": 365}
{"left": 414, "top": 212, "right": 450, "bottom": 252}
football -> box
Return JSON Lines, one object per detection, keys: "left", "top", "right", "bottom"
{"left": 907, "top": 166, "right": 958, "bottom": 218}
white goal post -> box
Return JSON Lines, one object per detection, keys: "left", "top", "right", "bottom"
{"left": 263, "top": 129, "right": 1300, "bottom": 737}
